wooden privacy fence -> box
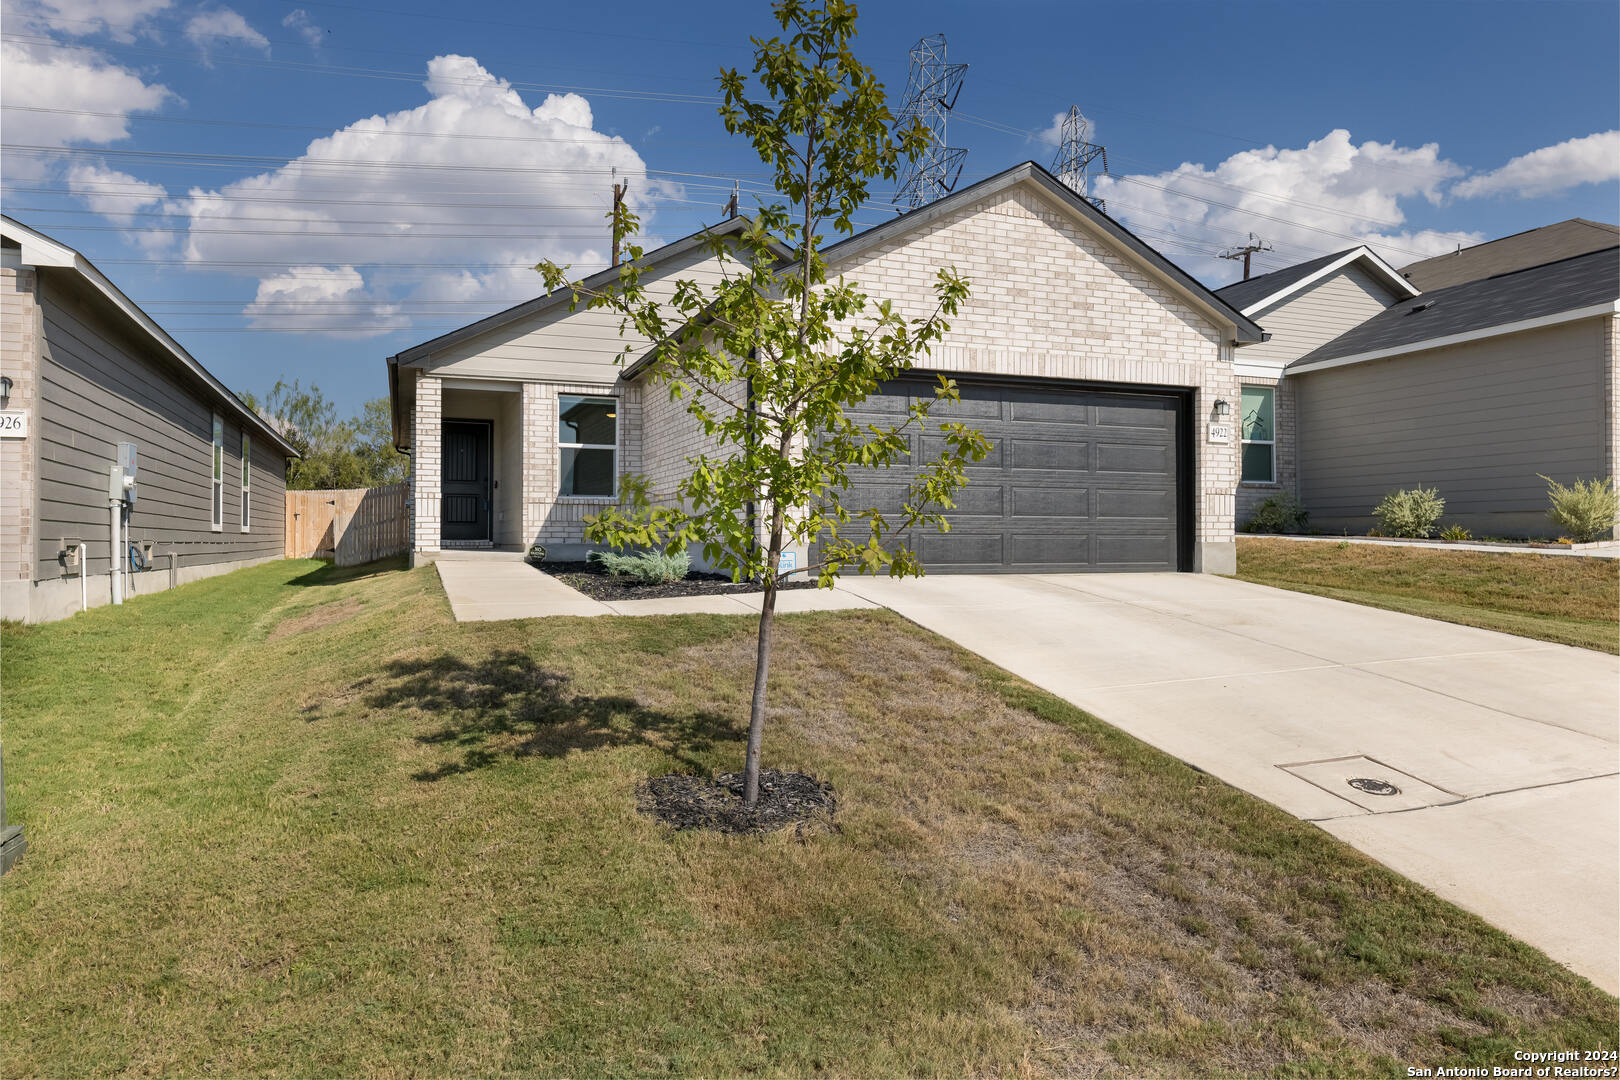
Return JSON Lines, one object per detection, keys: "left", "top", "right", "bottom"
{"left": 286, "top": 482, "right": 409, "bottom": 566}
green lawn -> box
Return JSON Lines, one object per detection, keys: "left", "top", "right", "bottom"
{"left": 2, "top": 559, "right": 1613, "bottom": 1077}
{"left": 1236, "top": 537, "right": 1620, "bottom": 653}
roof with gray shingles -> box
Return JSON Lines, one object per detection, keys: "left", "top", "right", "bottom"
{"left": 1288, "top": 245, "right": 1619, "bottom": 370}
{"left": 1211, "top": 247, "right": 1361, "bottom": 312}
{"left": 1399, "top": 218, "right": 1620, "bottom": 291}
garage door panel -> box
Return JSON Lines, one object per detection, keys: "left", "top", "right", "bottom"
{"left": 1095, "top": 398, "right": 1175, "bottom": 429}
{"left": 830, "top": 379, "right": 1184, "bottom": 573}
{"left": 1009, "top": 438, "right": 1089, "bottom": 472}
{"left": 1009, "top": 398, "right": 1090, "bottom": 425}
{"left": 1097, "top": 487, "right": 1173, "bottom": 521}
{"left": 1012, "top": 485, "right": 1090, "bottom": 519}
{"left": 1096, "top": 441, "right": 1173, "bottom": 475}
{"left": 1097, "top": 533, "right": 1176, "bottom": 567}
{"left": 921, "top": 434, "right": 1004, "bottom": 467}
{"left": 919, "top": 531, "right": 1004, "bottom": 568}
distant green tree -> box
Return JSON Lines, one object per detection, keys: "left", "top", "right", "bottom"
{"left": 239, "top": 381, "right": 409, "bottom": 490}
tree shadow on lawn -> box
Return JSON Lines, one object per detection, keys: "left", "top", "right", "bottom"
{"left": 351, "top": 648, "right": 735, "bottom": 781}
{"left": 288, "top": 555, "right": 410, "bottom": 588}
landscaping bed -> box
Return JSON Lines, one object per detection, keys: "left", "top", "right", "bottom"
{"left": 1, "top": 558, "right": 1612, "bottom": 1076}
{"left": 1237, "top": 535, "right": 1620, "bottom": 653}
{"left": 535, "top": 559, "right": 818, "bottom": 601}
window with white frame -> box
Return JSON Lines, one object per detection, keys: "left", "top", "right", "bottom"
{"left": 1240, "top": 386, "right": 1275, "bottom": 484}
{"left": 211, "top": 413, "right": 224, "bottom": 530}
{"left": 240, "top": 433, "right": 252, "bottom": 532}
{"left": 558, "top": 395, "right": 617, "bottom": 497}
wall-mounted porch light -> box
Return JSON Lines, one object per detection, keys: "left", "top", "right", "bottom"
{"left": 1211, "top": 398, "right": 1231, "bottom": 420}
{"left": 0, "top": 375, "right": 12, "bottom": 410}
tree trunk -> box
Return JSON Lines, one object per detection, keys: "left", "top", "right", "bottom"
{"left": 743, "top": 509, "right": 785, "bottom": 807}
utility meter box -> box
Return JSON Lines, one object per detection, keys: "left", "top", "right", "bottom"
{"left": 60, "top": 539, "right": 82, "bottom": 570}
{"left": 108, "top": 441, "right": 138, "bottom": 505}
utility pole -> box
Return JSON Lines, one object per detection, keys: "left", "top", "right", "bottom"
{"left": 610, "top": 170, "right": 628, "bottom": 268}
{"left": 1218, "top": 233, "right": 1272, "bottom": 280}
{"left": 722, "top": 181, "right": 739, "bottom": 219}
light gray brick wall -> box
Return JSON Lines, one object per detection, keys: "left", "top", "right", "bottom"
{"left": 411, "top": 371, "right": 441, "bottom": 551}
{"left": 824, "top": 183, "right": 1241, "bottom": 547}
{"left": 1, "top": 264, "right": 40, "bottom": 615}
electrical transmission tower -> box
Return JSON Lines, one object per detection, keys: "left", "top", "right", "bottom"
{"left": 1051, "top": 106, "right": 1109, "bottom": 213}
{"left": 1218, "top": 233, "right": 1273, "bottom": 280}
{"left": 892, "top": 34, "right": 969, "bottom": 210}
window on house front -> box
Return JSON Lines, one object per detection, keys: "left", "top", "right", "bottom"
{"left": 1240, "top": 386, "right": 1275, "bottom": 484}
{"left": 558, "top": 395, "right": 617, "bottom": 497}
{"left": 211, "top": 414, "right": 224, "bottom": 530}
{"left": 240, "top": 433, "right": 252, "bottom": 532}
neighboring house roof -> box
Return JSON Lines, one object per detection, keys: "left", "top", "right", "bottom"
{"left": 818, "top": 161, "right": 1265, "bottom": 345}
{"left": 1399, "top": 218, "right": 1620, "bottom": 292}
{"left": 1, "top": 215, "right": 299, "bottom": 457}
{"left": 1288, "top": 245, "right": 1620, "bottom": 375}
{"left": 1212, "top": 245, "right": 1419, "bottom": 315}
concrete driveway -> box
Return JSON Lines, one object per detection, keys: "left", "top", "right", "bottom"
{"left": 840, "top": 572, "right": 1619, "bottom": 993}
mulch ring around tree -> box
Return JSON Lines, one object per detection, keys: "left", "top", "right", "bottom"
{"left": 535, "top": 561, "right": 818, "bottom": 602}
{"left": 637, "top": 769, "right": 838, "bottom": 836}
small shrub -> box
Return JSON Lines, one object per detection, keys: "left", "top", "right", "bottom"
{"left": 588, "top": 549, "right": 692, "bottom": 584}
{"left": 1241, "top": 493, "right": 1309, "bottom": 535}
{"left": 1372, "top": 486, "right": 1445, "bottom": 538}
{"left": 1539, "top": 474, "right": 1617, "bottom": 543}
{"left": 1438, "top": 524, "right": 1472, "bottom": 542}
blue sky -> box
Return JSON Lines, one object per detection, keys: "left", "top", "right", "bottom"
{"left": 4, "top": 0, "right": 1617, "bottom": 413}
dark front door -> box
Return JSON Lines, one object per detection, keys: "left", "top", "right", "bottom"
{"left": 831, "top": 378, "right": 1187, "bottom": 572}
{"left": 441, "top": 419, "right": 492, "bottom": 543}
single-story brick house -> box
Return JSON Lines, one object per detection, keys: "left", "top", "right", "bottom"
{"left": 1, "top": 216, "right": 298, "bottom": 623}
{"left": 387, "top": 161, "right": 1267, "bottom": 575}
{"left": 1214, "top": 224, "right": 1620, "bottom": 537}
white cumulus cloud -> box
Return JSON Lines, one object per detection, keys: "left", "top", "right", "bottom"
{"left": 167, "top": 54, "right": 665, "bottom": 337}
{"left": 0, "top": 36, "right": 174, "bottom": 177}
{"left": 1452, "top": 131, "right": 1620, "bottom": 199}
{"left": 65, "top": 162, "right": 167, "bottom": 222}
{"left": 185, "top": 6, "right": 269, "bottom": 63}
{"left": 244, "top": 266, "right": 409, "bottom": 338}
{"left": 5, "top": 0, "right": 173, "bottom": 41}
{"left": 1091, "top": 129, "right": 1481, "bottom": 284}
{"left": 281, "top": 8, "right": 324, "bottom": 48}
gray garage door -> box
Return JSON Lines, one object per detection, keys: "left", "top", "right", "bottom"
{"left": 832, "top": 379, "right": 1185, "bottom": 573}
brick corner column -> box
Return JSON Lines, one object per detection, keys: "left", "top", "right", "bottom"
{"left": 413, "top": 372, "right": 442, "bottom": 552}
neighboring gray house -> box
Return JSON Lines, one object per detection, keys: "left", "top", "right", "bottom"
{"left": 388, "top": 162, "right": 1265, "bottom": 575}
{"left": 1212, "top": 223, "right": 1619, "bottom": 538}
{"left": 1, "top": 217, "right": 298, "bottom": 623}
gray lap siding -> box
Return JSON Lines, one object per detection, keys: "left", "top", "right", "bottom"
{"left": 1295, "top": 318, "right": 1608, "bottom": 536}
{"left": 33, "top": 276, "right": 286, "bottom": 581}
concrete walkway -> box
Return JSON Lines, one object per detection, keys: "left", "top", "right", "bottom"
{"left": 433, "top": 553, "right": 877, "bottom": 621}
{"left": 839, "top": 572, "right": 1620, "bottom": 994}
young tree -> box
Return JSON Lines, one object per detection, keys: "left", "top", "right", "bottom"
{"left": 537, "top": 0, "right": 990, "bottom": 807}
{"left": 240, "top": 381, "right": 409, "bottom": 490}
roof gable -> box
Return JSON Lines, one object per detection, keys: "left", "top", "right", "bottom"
{"left": 821, "top": 161, "right": 1264, "bottom": 344}
{"left": 1214, "top": 245, "right": 1418, "bottom": 316}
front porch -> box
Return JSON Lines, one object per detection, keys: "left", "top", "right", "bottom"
{"left": 407, "top": 373, "right": 629, "bottom": 563}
